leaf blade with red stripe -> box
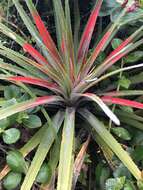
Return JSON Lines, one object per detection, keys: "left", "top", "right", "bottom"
{"left": 78, "top": 0, "right": 103, "bottom": 62}
{"left": 102, "top": 96, "right": 143, "bottom": 109}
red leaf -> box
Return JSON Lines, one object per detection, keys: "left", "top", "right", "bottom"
{"left": 83, "top": 30, "right": 112, "bottom": 75}
{"left": 32, "top": 96, "right": 61, "bottom": 107}
{"left": 32, "top": 12, "right": 60, "bottom": 60}
{"left": 102, "top": 96, "right": 143, "bottom": 109}
{"left": 78, "top": 0, "right": 103, "bottom": 62}
{"left": 107, "top": 37, "right": 132, "bottom": 60}
{"left": 8, "top": 76, "right": 60, "bottom": 92}
{"left": 23, "top": 43, "right": 49, "bottom": 65}
{"left": 97, "top": 51, "right": 126, "bottom": 75}
{"left": 90, "top": 31, "right": 111, "bottom": 65}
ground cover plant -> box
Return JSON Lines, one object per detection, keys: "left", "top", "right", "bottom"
{"left": 1, "top": 0, "right": 143, "bottom": 189}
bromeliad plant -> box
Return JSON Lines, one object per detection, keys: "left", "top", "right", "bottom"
{"left": 0, "top": 0, "right": 143, "bottom": 189}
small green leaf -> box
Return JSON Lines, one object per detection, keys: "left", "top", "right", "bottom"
{"left": 6, "top": 150, "right": 28, "bottom": 173}
{"left": 2, "top": 128, "right": 20, "bottom": 144}
{"left": 36, "top": 163, "right": 52, "bottom": 184}
{"left": 119, "top": 76, "right": 131, "bottom": 89}
{"left": 3, "top": 172, "right": 22, "bottom": 190}
{"left": 16, "top": 112, "right": 29, "bottom": 124}
{"left": 113, "top": 163, "right": 131, "bottom": 179}
{"left": 99, "top": 0, "right": 119, "bottom": 17}
{"left": 95, "top": 163, "right": 110, "bottom": 188}
{"left": 0, "top": 118, "right": 10, "bottom": 130}
{"left": 2, "top": 98, "right": 19, "bottom": 125}
{"left": 125, "top": 51, "right": 143, "bottom": 63}
{"left": 111, "top": 38, "right": 123, "bottom": 49}
{"left": 4, "top": 85, "right": 21, "bottom": 100}
{"left": 132, "top": 146, "right": 143, "bottom": 162}
{"left": 105, "top": 177, "right": 126, "bottom": 190}
{"left": 111, "top": 127, "right": 131, "bottom": 140}
{"left": 96, "top": 52, "right": 106, "bottom": 63}
{"left": 23, "top": 114, "right": 42, "bottom": 128}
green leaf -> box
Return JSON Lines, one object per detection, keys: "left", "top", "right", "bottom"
{"left": 105, "top": 177, "right": 126, "bottom": 190}
{"left": 36, "top": 163, "right": 52, "bottom": 184}
{"left": 113, "top": 163, "right": 131, "bottom": 179}
{"left": 0, "top": 118, "right": 10, "bottom": 130}
{"left": 23, "top": 114, "right": 42, "bottom": 128}
{"left": 21, "top": 111, "right": 64, "bottom": 190}
{"left": 125, "top": 51, "right": 143, "bottom": 63}
{"left": 6, "top": 150, "right": 28, "bottom": 173}
{"left": 111, "top": 8, "right": 143, "bottom": 25}
{"left": 99, "top": 0, "right": 119, "bottom": 17}
{"left": 4, "top": 85, "right": 21, "bottom": 100}
{"left": 57, "top": 108, "right": 75, "bottom": 190}
{"left": 111, "top": 127, "right": 132, "bottom": 140}
{"left": 132, "top": 146, "right": 143, "bottom": 162}
{"left": 2, "top": 128, "right": 20, "bottom": 144}
{"left": 16, "top": 112, "right": 29, "bottom": 124}
{"left": 111, "top": 38, "right": 123, "bottom": 49}
{"left": 80, "top": 109, "right": 141, "bottom": 180}
{"left": 118, "top": 76, "right": 131, "bottom": 89}
{"left": 0, "top": 96, "right": 61, "bottom": 121}
{"left": 95, "top": 164, "right": 110, "bottom": 189}
{"left": 3, "top": 172, "right": 22, "bottom": 190}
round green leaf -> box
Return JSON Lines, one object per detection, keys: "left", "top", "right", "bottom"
{"left": 111, "top": 127, "right": 132, "bottom": 140}
{"left": 3, "top": 172, "right": 22, "bottom": 190}
{"left": 6, "top": 150, "right": 28, "bottom": 173}
{"left": 2, "top": 128, "right": 20, "bottom": 144}
{"left": 36, "top": 163, "right": 52, "bottom": 184}
{"left": 4, "top": 85, "right": 21, "bottom": 100}
{"left": 23, "top": 114, "right": 42, "bottom": 128}
{"left": 105, "top": 177, "right": 126, "bottom": 190}
{"left": 111, "top": 38, "right": 123, "bottom": 49}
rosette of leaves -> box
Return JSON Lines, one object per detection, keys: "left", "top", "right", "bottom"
{"left": 0, "top": 0, "right": 143, "bottom": 189}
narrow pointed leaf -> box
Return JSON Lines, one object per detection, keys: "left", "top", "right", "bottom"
{"left": 82, "top": 9, "right": 127, "bottom": 74}
{"left": 102, "top": 96, "right": 143, "bottom": 109}
{"left": 11, "top": 0, "right": 62, "bottom": 71}
{"left": 57, "top": 108, "right": 75, "bottom": 190}
{"left": 80, "top": 109, "right": 142, "bottom": 180}
{"left": 21, "top": 111, "right": 64, "bottom": 190}
{"left": 4, "top": 76, "right": 60, "bottom": 93}
{"left": 23, "top": 43, "right": 50, "bottom": 66}
{"left": 0, "top": 96, "right": 62, "bottom": 120}
{"left": 73, "top": 136, "right": 90, "bottom": 188}
{"left": 81, "top": 93, "right": 120, "bottom": 125}
{"left": 100, "top": 90, "right": 143, "bottom": 97}
{"left": 107, "top": 25, "right": 143, "bottom": 60}
{"left": 25, "top": 0, "right": 60, "bottom": 60}
{"left": 93, "top": 38, "right": 143, "bottom": 77}
{"left": 78, "top": 0, "right": 103, "bottom": 61}
{"left": 12, "top": 0, "right": 44, "bottom": 49}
